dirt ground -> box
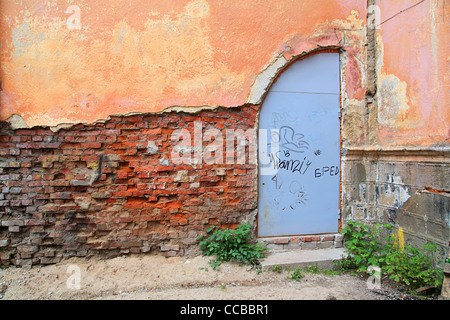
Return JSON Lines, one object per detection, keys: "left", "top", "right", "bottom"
{"left": 0, "top": 252, "right": 412, "bottom": 300}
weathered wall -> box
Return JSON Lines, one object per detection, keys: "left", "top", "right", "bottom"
{"left": 0, "top": 0, "right": 449, "bottom": 266}
{"left": 0, "top": 0, "right": 371, "bottom": 266}
{"left": 375, "top": 0, "right": 449, "bottom": 146}
{"left": 0, "top": 106, "right": 258, "bottom": 266}
{"left": 0, "top": 0, "right": 367, "bottom": 128}
{"left": 343, "top": 149, "right": 449, "bottom": 251}
{"left": 341, "top": 0, "right": 449, "bottom": 258}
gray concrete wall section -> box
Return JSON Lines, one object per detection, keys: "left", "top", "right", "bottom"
{"left": 342, "top": 148, "right": 450, "bottom": 260}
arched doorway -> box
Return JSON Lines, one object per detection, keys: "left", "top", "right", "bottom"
{"left": 257, "top": 52, "right": 341, "bottom": 237}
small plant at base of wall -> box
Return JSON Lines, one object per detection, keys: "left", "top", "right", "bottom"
{"left": 197, "top": 223, "right": 268, "bottom": 271}
{"left": 337, "top": 220, "right": 444, "bottom": 295}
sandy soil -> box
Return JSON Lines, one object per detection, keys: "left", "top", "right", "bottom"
{"left": 0, "top": 253, "right": 409, "bottom": 300}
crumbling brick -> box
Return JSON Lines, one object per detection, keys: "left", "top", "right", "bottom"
{"left": 0, "top": 106, "right": 258, "bottom": 266}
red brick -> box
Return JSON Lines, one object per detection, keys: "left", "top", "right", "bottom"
{"left": 117, "top": 172, "right": 129, "bottom": 179}
{"left": 124, "top": 199, "right": 146, "bottom": 209}
{"left": 168, "top": 200, "right": 184, "bottom": 208}
{"left": 0, "top": 106, "right": 263, "bottom": 266}
{"left": 185, "top": 199, "right": 203, "bottom": 206}
{"left": 36, "top": 129, "right": 53, "bottom": 135}
{"left": 182, "top": 116, "right": 201, "bottom": 122}
{"left": 131, "top": 190, "right": 147, "bottom": 197}
{"left": 10, "top": 200, "right": 21, "bottom": 206}
{"left": 17, "top": 142, "right": 39, "bottom": 149}
{"left": 14, "top": 129, "right": 36, "bottom": 135}
{"left": 25, "top": 219, "right": 46, "bottom": 226}
{"left": 142, "top": 128, "right": 162, "bottom": 134}
{"left": 176, "top": 165, "right": 193, "bottom": 170}
{"left": 79, "top": 130, "right": 101, "bottom": 136}
{"left": 50, "top": 192, "right": 72, "bottom": 200}
{"left": 82, "top": 142, "right": 102, "bottom": 149}
{"left": 136, "top": 183, "right": 148, "bottom": 190}
{"left": 153, "top": 189, "right": 172, "bottom": 195}
{"left": 101, "top": 129, "right": 120, "bottom": 135}
{"left": 137, "top": 172, "right": 149, "bottom": 178}
{"left": 112, "top": 191, "right": 134, "bottom": 197}
{"left": 155, "top": 177, "right": 173, "bottom": 183}
{"left": 273, "top": 238, "right": 290, "bottom": 244}
{"left": 80, "top": 155, "right": 98, "bottom": 162}
{"left": 155, "top": 165, "right": 175, "bottom": 172}
{"left": 122, "top": 142, "right": 139, "bottom": 148}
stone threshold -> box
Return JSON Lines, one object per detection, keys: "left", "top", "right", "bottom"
{"left": 260, "top": 247, "right": 347, "bottom": 271}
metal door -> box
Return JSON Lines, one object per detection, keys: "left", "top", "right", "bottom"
{"left": 258, "top": 52, "right": 340, "bottom": 237}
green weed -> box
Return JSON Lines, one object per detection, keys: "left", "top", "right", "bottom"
{"left": 338, "top": 220, "right": 444, "bottom": 291}
{"left": 288, "top": 268, "right": 304, "bottom": 282}
{"left": 197, "top": 223, "right": 268, "bottom": 271}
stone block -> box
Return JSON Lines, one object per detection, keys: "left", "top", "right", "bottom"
{"left": 0, "top": 239, "right": 10, "bottom": 247}
{"left": 318, "top": 241, "right": 334, "bottom": 249}
{"left": 160, "top": 244, "right": 180, "bottom": 252}
{"left": 8, "top": 226, "right": 20, "bottom": 232}
{"left": 44, "top": 249, "right": 55, "bottom": 257}
{"left": 40, "top": 256, "right": 61, "bottom": 265}
{"left": 302, "top": 242, "right": 317, "bottom": 250}
{"left": 92, "top": 191, "right": 111, "bottom": 199}
{"left": 334, "top": 234, "right": 344, "bottom": 248}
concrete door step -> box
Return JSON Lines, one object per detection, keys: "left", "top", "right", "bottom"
{"left": 260, "top": 247, "right": 347, "bottom": 271}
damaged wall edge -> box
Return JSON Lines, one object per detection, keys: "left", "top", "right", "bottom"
{"left": 2, "top": 104, "right": 260, "bottom": 133}
{"left": 1, "top": 0, "right": 448, "bottom": 267}
{"left": 4, "top": 45, "right": 345, "bottom": 133}
{"left": 0, "top": 104, "right": 261, "bottom": 267}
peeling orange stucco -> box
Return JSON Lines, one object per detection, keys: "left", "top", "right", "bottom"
{"left": 0, "top": 0, "right": 448, "bottom": 148}
{"left": 1, "top": 0, "right": 366, "bottom": 127}
{"left": 376, "top": 0, "right": 449, "bottom": 146}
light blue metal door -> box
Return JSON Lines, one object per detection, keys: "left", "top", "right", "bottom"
{"left": 258, "top": 52, "right": 340, "bottom": 237}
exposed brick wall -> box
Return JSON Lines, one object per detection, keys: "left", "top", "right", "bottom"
{"left": 0, "top": 105, "right": 259, "bottom": 267}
